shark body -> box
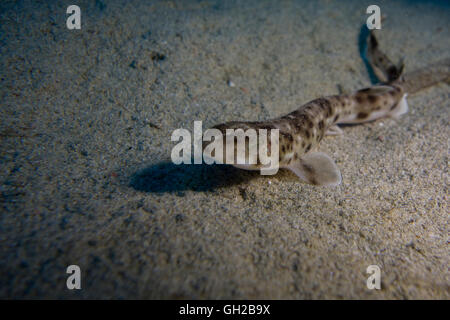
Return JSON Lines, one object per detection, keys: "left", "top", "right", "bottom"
{"left": 207, "top": 31, "right": 450, "bottom": 186}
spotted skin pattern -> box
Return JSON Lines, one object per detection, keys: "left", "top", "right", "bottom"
{"left": 207, "top": 31, "right": 450, "bottom": 186}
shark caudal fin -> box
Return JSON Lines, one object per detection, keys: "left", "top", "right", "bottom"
{"left": 393, "top": 58, "right": 450, "bottom": 94}
{"left": 366, "top": 31, "right": 404, "bottom": 83}
{"left": 365, "top": 30, "right": 450, "bottom": 94}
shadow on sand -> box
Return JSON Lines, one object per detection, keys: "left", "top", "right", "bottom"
{"left": 129, "top": 161, "right": 260, "bottom": 193}
{"left": 358, "top": 24, "right": 379, "bottom": 85}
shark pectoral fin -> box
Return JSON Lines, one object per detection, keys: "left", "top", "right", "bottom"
{"left": 325, "top": 125, "right": 343, "bottom": 136}
{"left": 389, "top": 93, "right": 409, "bottom": 119}
{"left": 288, "top": 152, "right": 342, "bottom": 187}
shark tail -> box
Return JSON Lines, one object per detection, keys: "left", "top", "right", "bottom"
{"left": 366, "top": 31, "right": 450, "bottom": 94}
{"left": 393, "top": 58, "right": 450, "bottom": 94}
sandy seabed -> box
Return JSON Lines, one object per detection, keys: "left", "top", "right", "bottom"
{"left": 0, "top": 0, "right": 449, "bottom": 299}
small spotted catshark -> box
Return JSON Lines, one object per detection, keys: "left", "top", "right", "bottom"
{"left": 206, "top": 31, "right": 450, "bottom": 186}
